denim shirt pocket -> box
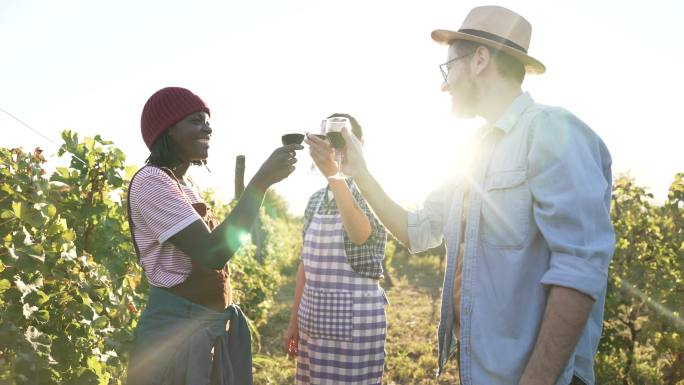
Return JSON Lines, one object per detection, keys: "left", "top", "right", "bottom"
{"left": 481, "top": 168, "right": 532, "bottom": 248}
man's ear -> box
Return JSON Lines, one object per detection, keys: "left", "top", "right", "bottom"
{"left": 472, "top": 46, "right": 491, "bottom": 75}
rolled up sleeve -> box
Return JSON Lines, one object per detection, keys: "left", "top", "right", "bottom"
{"left": 407, "top": 182, "right": 453, "bottom": 254}
{"left": 528, "top": 108, "right": 615, "bottom": 301}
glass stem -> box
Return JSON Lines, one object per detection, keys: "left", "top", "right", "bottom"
{"left": 336, "top": 154, "right": 342, "bottom": 175}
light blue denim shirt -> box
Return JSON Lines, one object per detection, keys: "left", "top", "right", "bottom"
{"left": 407, "top": 92, "right": 615, "bottom": 385}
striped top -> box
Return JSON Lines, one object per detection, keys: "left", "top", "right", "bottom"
{"left": 128, "top": 166, "right": 205, "bottom": 287}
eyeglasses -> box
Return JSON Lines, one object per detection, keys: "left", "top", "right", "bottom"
{"left": 439, "top": 53, "right": 474, "bottom": 83}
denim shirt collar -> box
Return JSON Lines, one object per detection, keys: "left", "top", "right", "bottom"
{"left": 493, "top": 91, "right": 534, "bottom": 134}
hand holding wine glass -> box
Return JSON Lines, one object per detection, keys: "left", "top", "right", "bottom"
{"left": 253, "top": 143, "right": 303, "bottom": 187}
{"left": 305, "top": 120, "right": 328, "bottom": 175}
{"left": 305, "top": 131, "right": 338, "bottom": 178}
{"left": 339, "top": 124, "right": 368, "bottom": 178}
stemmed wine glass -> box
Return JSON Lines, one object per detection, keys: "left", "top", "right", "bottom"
{"left": 324, "top": 116, "right": 349, "bottom": 180}
{"left": 307, "top": 120, "right": 328, "bottom": 175}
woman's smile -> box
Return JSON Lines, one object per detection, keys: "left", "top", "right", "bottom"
{"left": 196, "top": 137, "right": 211, "bottom": 148}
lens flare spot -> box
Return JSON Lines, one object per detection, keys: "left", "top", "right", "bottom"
{"left": 239, "top": 232, "right": 252, "bottom": 245}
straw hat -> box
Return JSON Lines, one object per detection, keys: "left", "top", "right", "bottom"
{"left": 431, "top": 5, "right": 545, "bottom": 74}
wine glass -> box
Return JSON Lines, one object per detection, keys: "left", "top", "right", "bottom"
{"left": 324, "top": 116, "right": 349, "bottom": 180}
{"left": 281, "top": 133, "right": 305, "bottom": 146}
{"left": 280, "top": 133, "right": 304, "bottom": 178}
{"left": 307, "top": 120, "right": 328, "bottom": 175}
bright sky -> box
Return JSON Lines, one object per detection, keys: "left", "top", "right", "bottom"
{"left": 2, "top": 0, "right": 683, "bottom": 215}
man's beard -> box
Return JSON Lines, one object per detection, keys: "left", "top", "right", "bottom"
{"left": 450, "top": 73, "right": 479, "bottom": 118}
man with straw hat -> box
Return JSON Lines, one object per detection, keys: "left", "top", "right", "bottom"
{"left": 332, "top": 5, "right": 615, "bottom": 385}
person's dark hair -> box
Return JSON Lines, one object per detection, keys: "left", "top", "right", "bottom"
{"left": 453, "top": 40, "right": 525, "bottom": 85}
{"left": 145, "top": 130, "right": 206, "bottom": 168}
{"left": 327, "top": 113, "right": 363, "bottom": 139}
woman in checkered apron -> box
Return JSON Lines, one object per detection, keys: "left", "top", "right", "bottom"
{"left": 285, "top": 114, "right": 388, "bottom": 385}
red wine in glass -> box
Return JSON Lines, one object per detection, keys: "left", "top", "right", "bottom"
{"left": 282, "top": 133, "right": 305, "bottom": 145}
{"left": 326, "top": 132, "right": 345, "bottom": 149}
{"left": 324, "top": 117, "right": 350, "bottom": 179}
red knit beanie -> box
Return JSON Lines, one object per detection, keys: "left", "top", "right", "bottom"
{"left": 140, "top": 87, "right": 211, "bottom": 150}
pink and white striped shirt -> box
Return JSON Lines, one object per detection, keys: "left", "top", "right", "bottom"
{"left": 129, "top": 166, "right": 206, "bottom": 287}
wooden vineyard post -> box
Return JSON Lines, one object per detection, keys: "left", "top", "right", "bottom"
{"left": 235, "top": 155, "right": 245, "bottom": 199}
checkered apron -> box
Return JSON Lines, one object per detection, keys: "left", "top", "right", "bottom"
{"left": 296, "top": 195, "right": 387, "bottom": 385}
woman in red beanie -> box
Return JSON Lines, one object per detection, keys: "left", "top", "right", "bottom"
{"left": 125, "top": 87, "right": 301, "bottom": 385}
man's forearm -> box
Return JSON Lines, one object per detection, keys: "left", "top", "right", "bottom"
{"left": 353, "top": 169, "right": 410, "bottom": 246}
{"left": 519, "top": 285, "right": 594, "bottom": 385}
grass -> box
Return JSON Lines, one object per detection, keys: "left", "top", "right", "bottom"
{"left": 253, "top": 248, "right": 461, "bottom": 384}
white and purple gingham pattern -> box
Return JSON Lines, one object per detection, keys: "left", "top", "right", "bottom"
{"left": 302, "top": 181, "right": 386, "bottom": 279}
{"left": 298, "top": 287, "right": 353, "bottom": 341}
{"left": 296, "top": 209, "right": 387, "bottom": 385}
